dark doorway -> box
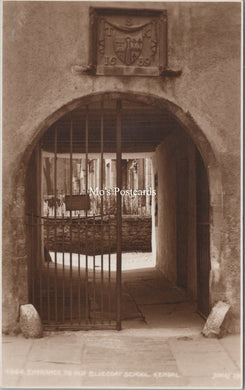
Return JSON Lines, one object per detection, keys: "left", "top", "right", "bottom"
{"left": 176, "top": 157, "right": 189, "bottom": 289}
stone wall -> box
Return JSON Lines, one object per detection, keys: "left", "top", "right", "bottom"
{"left": 43, "top": 215, "right": 151, "bottom": 255}
{"left": 2, "top": 2, "right": 241, "bottom": 332}
{"left": 153, "top": 131, "right": 197, "bottom": 300}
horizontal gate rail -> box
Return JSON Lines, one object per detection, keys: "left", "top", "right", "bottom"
{"left": 116, "top": 99, "right": 122, "bottom": 331}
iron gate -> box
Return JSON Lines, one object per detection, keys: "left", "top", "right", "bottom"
{"left": 27, "top": 99, "right": 122, "bottom": 330}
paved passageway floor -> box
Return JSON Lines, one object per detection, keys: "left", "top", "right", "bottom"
{"left": 2, "top": 267, "right": 241, "bottom": 388}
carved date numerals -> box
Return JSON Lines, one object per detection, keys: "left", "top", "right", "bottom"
{"left": 104, "top": 56, "right": 151, "bottom": 67}
{"left": 104, "top": 56, "right": 117, "bottom": 65}
{"left": 138, "top": 57, "right": 151, "bottom": 66}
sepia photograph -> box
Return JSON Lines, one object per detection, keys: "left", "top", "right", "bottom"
{"left": 1, "top": 0, "right": 242, "bottom": 388}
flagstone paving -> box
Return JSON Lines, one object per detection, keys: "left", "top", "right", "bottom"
{"left": 2, "top": 268, "right": 242, "bottom": 388}
{"left": 2, "top": 331, "right": 241, "bottom": 388}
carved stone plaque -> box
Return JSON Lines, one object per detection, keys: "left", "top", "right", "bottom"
{"left": 91, "top": 8, "right": 167, "bottom": 76}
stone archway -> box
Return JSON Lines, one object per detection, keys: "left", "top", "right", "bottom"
{"left": 3, "top": 91, "right": 223, "bottom": 332}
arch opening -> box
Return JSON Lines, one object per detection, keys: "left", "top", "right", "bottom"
{"left": 25, "top": 94, "right": 214, "bottom": 330}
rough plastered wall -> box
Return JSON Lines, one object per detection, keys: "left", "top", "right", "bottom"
{"left": 153, "top": 131, "right": 197, "bottom": 301}
{"left": 2, "top": 1, "right": 241, "bottom": 332}
{"left": 153, "top": 138, "right": 177, "bottom": 286}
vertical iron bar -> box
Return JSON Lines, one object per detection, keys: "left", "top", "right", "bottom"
{"left": 108, "top": 213, "right": 111, "bottom": 324}
{"left": 100, "top": 101, "right": 104, "bottom": 323}
{"left": 69, "top": 115, "right": 73, "bottom": 324}
{"left": 36, "top": 145, "right": 42, "bottom": 318}
{"left": 93, "top": 213, "right": 96, "bottom": 325}
{"left": 39, "top": 217, "right": 42, "bottom": 318}
{"left": 116, "top": 99, "right": 122, "bottom": 331}
{"left": 54, "top": 127, "right": 58, "bottom": 323}
{"left": 28, "top": 214, "right": 32, "bottom": 303}
{"left": 47, "top": 211, "right": 50, "bottom": 323}
{"left": 62, "top": 213, "right": 65, "bottom": 323}
{"left": 85, "top": 106, "right": 89, "bottom": 324}
{"left": 78, "top": 213, "right": 81, "bottom": 324}
{"left": 31, "top": 213, "right": 35, "bottom": 305}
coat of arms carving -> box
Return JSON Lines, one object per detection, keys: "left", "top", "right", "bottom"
{"left": 91, "top": 9, "right": 167, "bottom": 76}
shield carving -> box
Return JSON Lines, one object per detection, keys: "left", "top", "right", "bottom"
{"left": 113, "top": 33, "right": 143, "bottom": 66}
